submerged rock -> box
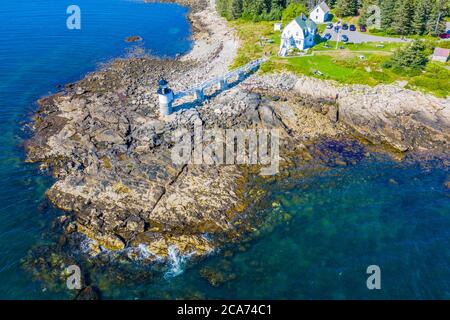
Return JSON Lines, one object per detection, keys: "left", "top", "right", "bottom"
{"left": 75, "top": 286, "right": 100, "bottom": 300}
{"left": 125, "top": 36, "right": 143, "bottom": 43}
{"left": 199, "top": 267, "right": 236, "bottom": 287}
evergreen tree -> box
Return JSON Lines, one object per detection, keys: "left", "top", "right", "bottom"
{"left": 335, "top": 0, "right": 359, "bottom": 17}
{"left": 328, "top": 0, "right": 337, "bottom": 8}
{"left": 387, "top": 40, "right": 428, "bottom": 70}
{"left": 267, "top": 0, "right": 284, "bottom": 20}
{"left": 216, "top": 0, "right": 230, "bottom": 19}
{"left": 412, "top": 0, "right": 429, "bottom": 35}
{"left": 392, "top": 0, "right": 415, "bottom": 35}
{"left": 427, "top": 0, "right": 448, "bottom": 35}
{"left": 380, "top": 0, "right": 396, "bottom": 30}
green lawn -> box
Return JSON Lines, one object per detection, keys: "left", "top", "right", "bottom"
{"left": 230, "top": 19, "right": 450, "bottom": 97}
{"left": 229, "top": 20, "right": 280, "bottom": 69}
{"left": 313, "top": 40, "right": 406, "bottom": 52}
{"left": 261, "top": 53, "right": 398, "bottom": 86}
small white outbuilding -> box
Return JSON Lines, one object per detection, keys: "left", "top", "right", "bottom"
{"left": 432, "top": 47, "right": 450, "bottom": 63}
{"left": 309, "top": 1, "right": 331, "bottom": 24}
{"left": 274, "top": 23, "right": 282, "bottom": 32}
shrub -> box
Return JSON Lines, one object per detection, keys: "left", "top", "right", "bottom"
{"left": 384, "top": 40, "right": 428, "bottom": 71}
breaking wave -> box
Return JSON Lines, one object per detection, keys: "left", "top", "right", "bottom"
{"left": 163, "top": 245, "right": 195, "bottom": 279}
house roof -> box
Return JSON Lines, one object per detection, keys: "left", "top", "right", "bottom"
{"left": 311, "top": 1, "right": 330, "bottom": 14}
{"left": 433, "top": 47, "right": 450, "bottom": 57}
{"left": 293, "top": 14, "right": 317, "bottom": 32}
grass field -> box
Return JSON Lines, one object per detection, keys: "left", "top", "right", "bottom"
{"left": 230, "top": 19, "right": 450, "bottom": 97}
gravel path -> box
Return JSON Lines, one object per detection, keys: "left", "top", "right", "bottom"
{"left": 181, "top": 0, "right": 239, "bottom": 79}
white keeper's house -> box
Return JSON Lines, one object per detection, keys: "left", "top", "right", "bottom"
{"left": 278, "top": 13, "right": 317, "bottom": 56}
{"left": 309, "top": 1, "right": 331, "bottom": 24}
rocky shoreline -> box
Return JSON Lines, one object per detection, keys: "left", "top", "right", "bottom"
{"left": 26, "top": 0, "right": 449, "bottom": 269}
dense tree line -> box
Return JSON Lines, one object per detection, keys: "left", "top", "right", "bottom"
{"left": 359, "top": 0, "right": 448, "bottom": 35}
{"left": 217, "top": 0, "right": 448, "bottom": 36}
{"left": 216, "top": 0, "right": 333, "bottom": 21}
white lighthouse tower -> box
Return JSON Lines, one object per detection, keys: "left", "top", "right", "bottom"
{"left": 157, "top": 79, "right": 174, "bottom": 116}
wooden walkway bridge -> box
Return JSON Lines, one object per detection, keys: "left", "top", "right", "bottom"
{"left": 174, "top": 57, "right": 267, "bottom": 103}
{"left": 157, "top": 57, "right": 268, "bottom": 116}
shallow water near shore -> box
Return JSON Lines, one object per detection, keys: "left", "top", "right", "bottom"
{"left": 1, "top": 0, "right": 450, "bottom": 300}
{"left": 79, "top": 154, "right": 449, "bottom": 300}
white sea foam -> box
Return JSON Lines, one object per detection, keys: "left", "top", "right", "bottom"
{"left": 79, "top": 235, "right": 97, "bottom": 254}
{"left": 131, "top": 243, "right": 163, "bottom": 262}
{"left": 163, "top": 245, "right": 194, "bottom": 279}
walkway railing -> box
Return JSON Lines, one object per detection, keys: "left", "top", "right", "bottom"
{"left": 173, "top": 57, "right": 268, "bottom": 104}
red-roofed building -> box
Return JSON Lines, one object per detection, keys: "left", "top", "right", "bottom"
{"left": 432, "top": 47, "right": 450, "bottom": 63}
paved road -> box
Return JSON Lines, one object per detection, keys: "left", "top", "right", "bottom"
{"left": 322, "top": 27, "right": 410, "bottom": 44}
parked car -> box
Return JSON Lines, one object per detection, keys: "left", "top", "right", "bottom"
{"left": 323, "top": 33, "right": 332, "bottom": 40}
{"left": 439, "top": 33, "right": 450, "bottom": 39}
{"left": 341, "top": 35, "right": 349, "bottom": 42}
{"left": 326, "top": 23, "right": 333, "bottom": 29}
{"left": 342, "top": 24, "right": 348, "bottom": 30}
{"left": 359, "top": 24, "right": 367, "bottom": 32}
{"left": 349, "top": 24, "right": 356, "bottom": 31}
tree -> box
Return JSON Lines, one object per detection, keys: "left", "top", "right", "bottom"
{"left": 335, "top": 0, "right": 359, "bottom": 17}
{"left": 216, "top": 0, "right": 230, "bottom": 19}
{"left": 412, "top": 0, "right": 430, "bottom": 35}
{"left": 327, "top": 0, "right": 337, "bottom": 8}
{"left": 386, "top": 40, "right": 428, "bottom": 70}
{"left": 282, "top": 3, "right": 307, "bottom": 21}
{"left": 392, "top": 0, "right": 415, "bottom": 35}
{"left": 380, "top": 0, "right": 396, "bottom": 30}
{"left": 427, "top": 0, "right": 448, "bottom": 35}
{"left": 267, "top": 0, "right": 284, "bottom": 20}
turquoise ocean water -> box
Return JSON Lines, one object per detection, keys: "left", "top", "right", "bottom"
{"left": 0, "top": 0, "right": 449, "bottom": 300}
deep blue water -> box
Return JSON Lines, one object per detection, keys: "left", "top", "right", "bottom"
{"left": 0, "top": 0, "right": 191, "bottom": 299}
{"left": 0, "top": 0, "right": 449, "bottom": 300}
